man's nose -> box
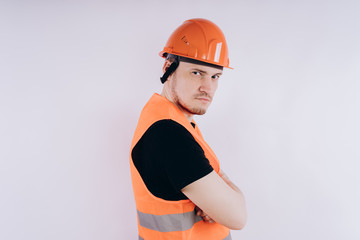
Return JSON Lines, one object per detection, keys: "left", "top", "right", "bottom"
{"left": 199, "top": 77, "right": 215, "bottom": 93}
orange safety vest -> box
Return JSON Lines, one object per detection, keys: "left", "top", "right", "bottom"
{"left": 130, "top": 93, "right": 231, "bottom": 240}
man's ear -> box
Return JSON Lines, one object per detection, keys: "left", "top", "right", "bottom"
{"left": 162, "top": 60, "right": 172, "bottom": 74}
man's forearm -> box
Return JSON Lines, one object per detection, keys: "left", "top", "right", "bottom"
{"left": 183, "top": 170, "right": 247, "bottom": 229}
{"left": 219, "top": 169, "right": 247, "bottom": 228}
{"left": 219, "top": 169, "right": 241, "bottom": 193}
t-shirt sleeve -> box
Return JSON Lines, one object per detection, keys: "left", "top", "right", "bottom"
{"left": 150, "top": 120, "right": 214, "bottom": 191}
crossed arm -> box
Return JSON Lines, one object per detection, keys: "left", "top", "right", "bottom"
{"left": 181, "top": 169, "right": 247, "bottom": 230}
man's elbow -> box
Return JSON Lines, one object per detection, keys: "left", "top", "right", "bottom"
{"left": 227, "top": 208, "right": 247, "bottom": 230}
{"left": 230, "top": 219, "right": 246, "bottom": 230}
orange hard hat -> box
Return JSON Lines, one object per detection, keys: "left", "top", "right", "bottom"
{"left": 159, "top": 18, "right": 232, "bottom": 69}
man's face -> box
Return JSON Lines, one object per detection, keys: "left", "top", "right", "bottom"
{"left": 167, "top": 61, "right": 223, "bottom": 116}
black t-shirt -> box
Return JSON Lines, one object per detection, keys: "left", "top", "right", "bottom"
{"left": 131, "top": 119, "right": 214, "bottom": 201}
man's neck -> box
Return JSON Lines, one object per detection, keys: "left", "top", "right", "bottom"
{"left": 160, "top": 90, "right": 193, "bottom": 122}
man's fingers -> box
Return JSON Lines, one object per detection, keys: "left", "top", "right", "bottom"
{"left": 195, "top": 207, "right": 202, "bottom": 216}
{"left": 195, "top": 206, "right": 215, "bottom": 223}
{"left": 201, "top": 213, "right": 215, "bottom": 223}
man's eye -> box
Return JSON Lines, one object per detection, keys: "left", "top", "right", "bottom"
{"left": 192, "top": 71, "right": 201, "bottom": 76}
{"left": 212, "top": 75, "right": 220, "bottom": 80}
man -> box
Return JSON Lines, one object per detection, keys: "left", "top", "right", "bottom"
{"left": 130, "top": 18, "right": 247, "bottom": 240}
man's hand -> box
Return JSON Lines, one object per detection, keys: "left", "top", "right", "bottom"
{"left": 195, "top": 206, "right": 215, "bottom": 223}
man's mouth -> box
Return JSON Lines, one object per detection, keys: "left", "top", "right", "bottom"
{"left": 196, "top": 97, "right": 211, "bottom": 103}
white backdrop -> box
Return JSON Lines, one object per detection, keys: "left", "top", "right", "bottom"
{"left": 1, "top": 1, "right": 359, "bottom": 239}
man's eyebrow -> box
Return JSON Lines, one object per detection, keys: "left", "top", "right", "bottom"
{"left": 191, "top": 68, "right": 223, "bottom": 75}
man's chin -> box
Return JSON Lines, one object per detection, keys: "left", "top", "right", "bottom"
{"left": 177, "top": 100, "right": 207, "bottom": 116}
{"left": 188, "top": 107, "right": 207, "bottom": 115}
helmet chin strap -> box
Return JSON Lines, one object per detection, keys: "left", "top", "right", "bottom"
{"left": 160, "top": 56, "right": 179, "bottom": 84}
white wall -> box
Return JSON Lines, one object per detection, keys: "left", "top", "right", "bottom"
{"left": 1, "top": 1, "right": 359, "bottom": 239}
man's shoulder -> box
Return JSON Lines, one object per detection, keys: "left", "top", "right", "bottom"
{"left": 143, "top": 119, "right": 198, "bottom": 148}
{"left": 148, "top": 119, "right": 190, "bottom": 134}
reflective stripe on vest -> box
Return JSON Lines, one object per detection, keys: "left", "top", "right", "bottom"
{"left": 137, "top": 209, "right": 203, "bottom": 232}
{"left": 139, "top": 232, "right": 232, "bottom": 240}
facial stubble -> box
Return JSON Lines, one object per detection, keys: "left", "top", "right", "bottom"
{"left": 171, "top": 74, "right": 208, "bottom": 116}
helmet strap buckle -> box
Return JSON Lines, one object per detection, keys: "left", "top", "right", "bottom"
{"left": 160, "top": 56, "right": 179, "bottom": 84}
